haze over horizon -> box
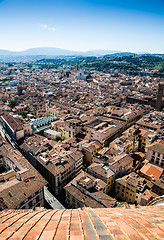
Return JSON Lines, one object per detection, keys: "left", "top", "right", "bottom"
{"left": 0, "top": 0, "right": 164, "bottom": 54}
{"left": 0, "top": 47, "right": 150, "bottom": 55}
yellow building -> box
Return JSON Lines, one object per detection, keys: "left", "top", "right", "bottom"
{"left": 15, "top": 104, "right": 29, "bottom": 114}
{"left": 87, "top": 162, "right": 115, "bottom": 194}
{"left": 115, "top": 172, "right": 147, "bottom": 204}
{"left": 64, "top": 171, "right": 117, "bottom": 209}
{"left": 47, "top": 108, "right": 58, "bottom": 118}
{"left": 109, "top": 125, "right": 139, "bottom": 154}
{"left": 82, "top": 141, "right": 102, "bottom": 165}
{"left": 136, "top": 128, "right": 157, "bottom": 153}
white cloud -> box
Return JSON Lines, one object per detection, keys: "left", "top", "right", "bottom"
{"left": 40, "top": 24, "right": 56, "bottom": 32}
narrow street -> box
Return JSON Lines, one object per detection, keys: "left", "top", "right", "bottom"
{"left": 44, "top": 186, "right": 65, "bottom": 209}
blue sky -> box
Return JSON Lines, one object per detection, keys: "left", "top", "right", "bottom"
{"left": 0, "top": 0, "right": 164, "bottom": 53}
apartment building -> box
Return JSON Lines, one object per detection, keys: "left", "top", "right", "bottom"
{"left": 147, "top": 142, "right": 164, "bottom": 168}
{"left": 47, "top": 107, "right": 58, "bottom": 118}
{"left": 115, "top": 172, "right": 147, "bottom": 204}
{"left": 1, "top": 111, "right": 32, "bottom": 141}
{"left": 136, "top": 128, "right": 157, "bottom": 153}
{"left": 82, "top": 140, "right": 102, "bottom": 165}
{"left": 64, "top": 171, "right": 117, "bottom": 209}
{"left": 1, "top": 111, "right": 25, "bottom": 141}
{"left": 0, "top": 142, "right": 47, "bottom": 210}
{"left": 54, "top": 118, "right": 81, "bottom": 139}
{"left": 20, "top": 134, "right": 83, "bottom": 194}
{"left": 37, "top": 149, "right": 83, "bottom": 194}
{"left": 87, "top": 163, "right": 115, "bottom": 194}
{"left": 111, "top": 153, "right": 133, "bottom": 178}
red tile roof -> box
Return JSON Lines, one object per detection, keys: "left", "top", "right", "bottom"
{"left": 140, "top": 163, "right": 163, "bottom": 179}
{"left": 0, "top": 206, "right": 164, "bottom": 239}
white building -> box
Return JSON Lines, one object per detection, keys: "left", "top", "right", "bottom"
{"left": 43, "top": 129, "right": 61, "bottom": 140}
{"left": 147, "top": 142, "right": 164, "bottom": 168}
{"left": 75, "top": 70, "right": 86, "bottom": 80}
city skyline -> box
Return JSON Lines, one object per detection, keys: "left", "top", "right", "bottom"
{"left": 0, "top": 0, "right": 164, "bottom": 53}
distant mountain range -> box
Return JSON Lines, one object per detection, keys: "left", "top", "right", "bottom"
{"left": 0, "top": 48, "right": 158, "bottom": 62}
{"left": 0, "top": 47, "right": 149, "bottom": 57}
{"left": 0, "top": 47, "right": 122, "bottom": 57}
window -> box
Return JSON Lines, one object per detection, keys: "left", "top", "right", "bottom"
{"left": 28, "top": 196, "right": 32, "bottom": 201}
{"left": 29, "top": 201, "right": 33, "bottom": 208}
{"left": 36, "top": 196, "right": 40, "bottom": 203}
{"left": 77, "top": 202, "right": 81, "bottom": 208}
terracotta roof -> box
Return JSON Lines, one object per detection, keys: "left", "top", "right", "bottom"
{"left": 88, "top": 162, "right": 115, "bottom": 179}
{"left": 140, "top": 189, "right": 158, "bottom": 201}
{"left": 64, "top": 171, "right": 115, "bottom": 208}
{"left": 112, "top": 154, "right": 133, "bottom": 169}
{"left": 138, "top": 152, "right": 145, "bottom": 158}
{"left": 0, "top": 143, "right": 47, "bottom": 209}
{"left": 37, "top": 150, "right": 83, "bottom": 176}
{"left": 82, "top": 141, "right": 102, "bottom": 153}
{"left": 1, "top": 112, "right": 24, "bottom": 132}
{"left": 0, "top": 206, "right": 164, "bottom": 239}
{"left": 140, "top": 163, "right": 163, "bottom": 179}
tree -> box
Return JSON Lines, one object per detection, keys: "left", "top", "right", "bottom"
{"left": 9, "top": 99, "right": 16, "bottom": 109}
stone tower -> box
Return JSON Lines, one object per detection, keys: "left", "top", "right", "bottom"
{"left": 76, "top": 61, "right": 79, "bottom": 72}
{"left": 156, "top": 82, "right": 164, "bottom": 111}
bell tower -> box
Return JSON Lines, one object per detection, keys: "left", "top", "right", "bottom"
{"left": 76, "top": 61, "right": 79, "bottom": 72}
{"left": 156, "top": 82, "right": 164, "bottom": 111}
